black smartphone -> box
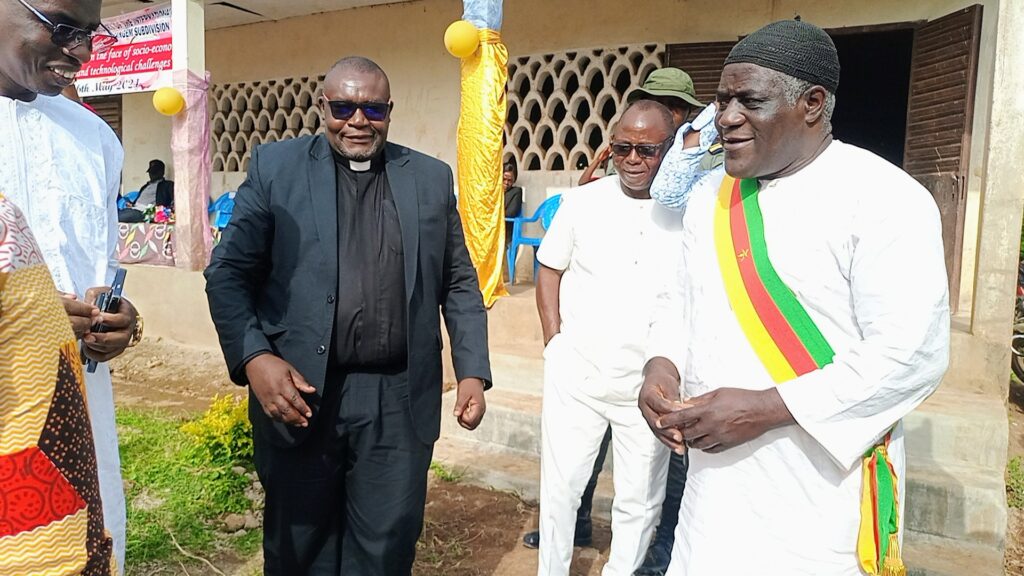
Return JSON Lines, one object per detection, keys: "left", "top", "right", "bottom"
{"left": 84, "top": 268, "right": 128, "bottom": 374}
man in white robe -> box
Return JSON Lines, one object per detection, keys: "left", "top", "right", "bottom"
{"left": 641, "top": 20, "right": 949, "bottom": 576}
{"left": 0, "top": 0, "right": 141, "bottom": 570}
{"left": 536, "top": 101, "right": 682, "bottom": 576}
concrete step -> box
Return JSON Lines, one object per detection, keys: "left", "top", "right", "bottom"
{"left": 444, "top": 387, "right": 1005, "bottom": 468}
{"left": 905, "top": 460, "right": 1007, "bottom": 549}
{"left": 441, "top": 348, "right": 544, "bottom": 394}
{"left": 441, "top": 388, "right": 617, "bottom": 469}
{"left": 486, "top": 284, "right": 544, "bottom": 352}
{"left": 434, "top": 435, "right": 1004, "bottom": 576}
{"left": 440, "top": 284, "right": 544, "bottom": 391}
{"left": 433, "top": 435, "right": 615, "bottom": 522}
{"left": 904, "top": 388, "right": 1009, "bottom": 470}
{"left": 904, "top": 532, "right": 1004, "bottom": 576}
{"left": 442, "top": 388, "right": 544, "bottom": 457}
{"left": 442, "top": 385, "right": 1009, "bottom": 555}
{"left": 901, "top": 388, "right": 1008, "bottom": 555}
{"left": 490, "top": 352, "right": 544, "bottom": 395}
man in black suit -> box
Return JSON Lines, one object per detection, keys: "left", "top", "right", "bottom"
{"left": 204, "top": 56, "right": 491, "bottom": 576}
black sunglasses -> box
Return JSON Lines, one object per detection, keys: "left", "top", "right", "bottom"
{"left": 17, "top": 0, "right": 118, "bottom": 54}
{"left": 610, "top": 137, "right": 674, "bottom": 159}
{"left": 323, "top": 99, "right": 390, "bottom": 122}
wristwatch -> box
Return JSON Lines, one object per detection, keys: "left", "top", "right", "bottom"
{"left": 128, "top": 312, "right": 144, "bottom": 347}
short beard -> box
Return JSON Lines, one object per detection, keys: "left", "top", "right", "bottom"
{"left": 335, "top": 136, "right": 385, "bottom": 161}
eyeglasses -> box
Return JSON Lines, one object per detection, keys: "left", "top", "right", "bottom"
{"left": 323, "top": 100, "right": 390, "bottom": 122}
{"left": 16, "top": 0, "right": 118, "bottom": 54}
{"left": 610, "top": 137, "right": 674, "bottom": 159}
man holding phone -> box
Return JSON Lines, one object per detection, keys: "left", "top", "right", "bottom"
{"left": 84, "top": 268, "right": 129, "bottom": 373}
{"left": 0, "top": 0, "right": 142, "bottom": 569}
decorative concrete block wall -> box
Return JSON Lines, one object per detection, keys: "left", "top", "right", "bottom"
{"left": 210, "top": 75, "right": 325, "bottom": 172}
{"left": 503, "top": 43, "right": 665, "bottom": 171}
{"left": 207, "top": 43, "right": 665, "bottom": 175}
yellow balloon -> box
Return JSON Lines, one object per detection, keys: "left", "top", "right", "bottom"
{"left": 153, "top": 87, "right": 185, "bottom": 116}
{"left": 444, "top": 20, "right": 479, "bottom": 59}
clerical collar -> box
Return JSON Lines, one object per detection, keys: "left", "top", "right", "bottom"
{"left": 332, "top": 149, "right": 385, "bottom": 173}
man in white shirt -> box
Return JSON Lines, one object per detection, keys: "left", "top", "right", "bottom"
{"left": 641, "top": 20, "right": 949, "bottom": 576}
{"left": 536, "top": 100, "right": 682, "bottom": 576}
{"left": 0, "top": 0, "right": 140, "bottom": 570}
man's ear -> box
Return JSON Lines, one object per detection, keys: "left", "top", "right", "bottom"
{"left": 803, "top": 85, "right": 828, "bottom": 125}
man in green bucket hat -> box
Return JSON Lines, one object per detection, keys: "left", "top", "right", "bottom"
{"left": 628, "top": 67, "right": 705, "bottom": 125}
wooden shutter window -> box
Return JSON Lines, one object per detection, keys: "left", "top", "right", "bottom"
{"left": 664, "top": 41, "right": 736, "bottom": 106}
{"left": 82, "top": 95, "right": 123, "bottom": 141}
{"left": 903, "top": 4, "right": 983, "bottom": 312}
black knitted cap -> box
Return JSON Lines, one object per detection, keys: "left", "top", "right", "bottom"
{"left": 725, "top": 20, "right": 840, "bottom": 93}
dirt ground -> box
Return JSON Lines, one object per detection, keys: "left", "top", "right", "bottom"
{"left": 111, "top": 339, "right": 612, "bottom": 575}
{"left": 111, "top": 338, "right": 243, "bottom": 414}
{"left": 112, "top": 339, "right": 1024, "bottom": 574}
{"left": 119, "top": 338, "right": 1024, "bottom": 569}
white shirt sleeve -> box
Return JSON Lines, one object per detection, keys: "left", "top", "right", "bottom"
{"left": 777, "top": 183, "right": 950, "bottom": 470}
{"left": 536, "top": 195, "right": 575, "bottom": 271}
{"left": 101, "top": 131, "right": 125, "bottom": 286}
{"left": 645, "top": 243, "right": 689, "bottom": 375}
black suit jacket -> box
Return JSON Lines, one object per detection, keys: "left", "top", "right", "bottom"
{"left": 204, "top": 135, "right": 491, "bottom": 446}
{"left": 155, "top": 180, "right": 174, "bottom": 209}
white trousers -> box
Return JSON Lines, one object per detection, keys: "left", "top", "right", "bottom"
{"left": 538, "top": 335, "right": 669, "bottom": 576}
{"left": 86, "top": 366, "right": 126, "bottom": 574}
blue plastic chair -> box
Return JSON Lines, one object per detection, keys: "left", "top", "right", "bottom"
{"left": 208, "top": 192, "right": 236, "bottom": 230}
{"left": 505, "top": 194, "right": 562, "bottom": 284}
{"left": 117, "top": 190, "right": 140, "bottom": 210}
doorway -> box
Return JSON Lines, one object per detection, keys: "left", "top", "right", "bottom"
{"left": 828, "top": 28, "right": 915, "bottom": 167}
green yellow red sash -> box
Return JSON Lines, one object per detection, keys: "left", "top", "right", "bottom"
{"left": 713, "top": 176, "right": 834, "bottom": 379}
{"left": 713, "top": 175, "right": 905, "bottom": 576}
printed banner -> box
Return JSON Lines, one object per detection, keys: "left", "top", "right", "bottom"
{"left": 75, "top": 4, "right": 173, "bottom": 97}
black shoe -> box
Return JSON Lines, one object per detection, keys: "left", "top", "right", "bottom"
{"left": 633, "top": 541, "right": 672, "bottom": 576}
{"left": 521, "top": 520, "right": 594, "bottom": 550}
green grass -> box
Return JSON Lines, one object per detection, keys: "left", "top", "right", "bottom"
{"left": 1008, "top": 456, "right": 1024, "bottom": 509}
{"left": 117, "top": 408, "right": 261, "bottom": 567}
{"left": 119, "top": 399, "right": 473, "bottom": 571}
{"left": 429, "top": 461, "right": 465, "bottom": 483}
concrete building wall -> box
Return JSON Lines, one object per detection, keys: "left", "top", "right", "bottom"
{"left": 124, "top": 0, "right": 1016, "bottom": 398}
{"left": 198, "top": 0, "right": 996, "bottom": 167}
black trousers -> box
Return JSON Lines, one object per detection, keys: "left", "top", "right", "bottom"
{"left": 254, "top": 368, "right": 434, "bottom": 576}
{"left": 117, "top": 208, "right": 145, "bottom": 223}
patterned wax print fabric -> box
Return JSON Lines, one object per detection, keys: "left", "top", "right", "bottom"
{"left": 0, "top": 194, "right": 115, "bottom": 576}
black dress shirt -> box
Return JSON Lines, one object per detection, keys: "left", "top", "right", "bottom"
{"left": 333, "top": 152, "right": 407, "bottom": 369}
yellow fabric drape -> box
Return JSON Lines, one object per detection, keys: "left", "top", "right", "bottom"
{"left": 457, "top": 29, "right": 508, "bottom": 307}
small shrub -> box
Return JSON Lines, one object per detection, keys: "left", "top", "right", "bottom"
{"left": 1008, "top": 457, "right": 1024, "bottom": 509}
{"left": 180, "top": 394, "right": 253, "bottom": 467}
